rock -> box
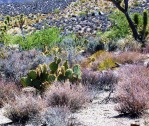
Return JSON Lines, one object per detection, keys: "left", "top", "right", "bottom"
{"left": 144, "top": 59, "right": 149, "bottom": 67}
{"left": 22, "top": 86, "right": 37, "bottom": 95}
{"left": 131, "top": 124, "right": 140, "bottom": 126}
{"left": 0, "top": 115, "right": 12, "bottom": 125}
{"left": 99, "top": 11, "right": 104, "bottom": 15}
{"left": 86, "top": 27, "right": 92, "bottom": 33}
{"left": 0, "top": 0, "right": 77, "bottom": 16}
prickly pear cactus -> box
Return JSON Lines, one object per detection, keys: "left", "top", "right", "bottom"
{"left": 48, "top": 74, "right": 56, "bottom": 82}
{"left": 63, "top": 60, "right": 69, "bottom": 70}
{"left": 21, "top": 77, "right": 32, "bottom": 87}
{"left": 49, "top": 57, "right": 61, "bottom": 73}
{"left": 28, "top": 70, "right": 37, "bottom": 80}
{"left": 21, "top": 64, "right": 55, "bottom": 91}
{"left": 65, "top": 69, "right": 73, "bottom": 78}
{"left": 73, "top": 64, "right": 81, "bottom": 79}
{"left": 21, "top": 57, "right": 82, "bottom": 91}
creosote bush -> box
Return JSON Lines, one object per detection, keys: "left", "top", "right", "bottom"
{"left": 115, "top": 65, "right": 149, "bottom": 117}
{"left": 44, "top": 82, "right": 91, "bottom": 111}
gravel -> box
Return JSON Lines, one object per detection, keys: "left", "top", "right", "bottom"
{"left": 0, "top": 0, "right": 77, "bottom": 16}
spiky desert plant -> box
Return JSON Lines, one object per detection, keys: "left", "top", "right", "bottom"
{"left": 21, "top": 57, "right": 82, "bottom": 91}
{"left": 17, "top": 14, "right": 26, "bottom": 40}
{"left": 106, "top": 0, "right": 148, "bottom": 46}
{"left": 21, "top": 64, "right": 55, "bottom": 91}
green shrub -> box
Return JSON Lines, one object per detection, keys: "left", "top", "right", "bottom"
{"left": 99, "top": 12, "right": 130, "bottom": 42}
{"left": 78, "top": 11, "right": 87, "bottom": 17}
{"left": 98, "top": 58, "right": 116, "bottom": 71}
{"left": 7, "top": 27, "right": 61, "bottom": 50}
{"left": 98, "top": 11, "right": 149, "bottom": 49}
{"left": 54, "top": 8, "right": 60, "bottom": 14}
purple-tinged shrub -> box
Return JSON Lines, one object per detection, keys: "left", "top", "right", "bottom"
{"left": 81, "top": 68, "right": 118, "bottom": 91}
{"left": 44, "top": 82, "right": 91, "bottom": 111}
{"left": 0, "top": 79, "right": 19, "bottom": 107}
{"left": 0, "top": 49, "right": 49, "bottom": 83}
{"left": 4, "top": 94, "right": 46, "bottom": 124}
{"left": 115, "top": 65, "right": 149, "bottom": 117}
{"left": 40, "top": 107, "right": 72, "bottom": 126}
{"left": 114, "top": 51, "right": 145, "bottom": 64}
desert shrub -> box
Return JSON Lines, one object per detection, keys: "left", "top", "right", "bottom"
{"left": 98, "top": 12, "right": 129, "bottom": 43}
{"left": 115, "top": 65, "right": 149, "bottom": 117}
{"left": 7, "top": 27, "right": 61, "bottom": 50}
{"left": 80, "top": 51, "right": 115, "bottom": 71}
{"left": 0, "top": 49, "right": 49, "bottom": 82}
{"left": 81, "top": 68, "right": 118, "bottom": 91}
{"left": 116, "top": 36, "right": 142, "bottom": 51}
{"left": 40, "top": 107, "right": 73, "bottom": 126}
{"left": 0, "top": 79, "right": 18, "bottom": 107}
{"left": 114, "top": 51, "right": 146, "bottom": 64}
{"left": 87, "top": 50, "right": 145, "bottom": 71}
{"left": 98, "top": 58, "right": 116, "bottom": 70}
{"left": 89, "top": 51, "right": 116, "bottom": 71}
{"left": 44, "top": 82, "right": 90, "bottom": 111}
{"left": 143, "top": 41, "right": 149, "bottom": 53}
{"left": 81, "top": 68, "right": 101, "bottom": 86}
{"left": 3, "top": 94, "right": 46, "bottom": 124}
{"left": 57, "top": 34, "right": 88, "bottom": 66}
{"left": 86, "top": 37, "right": 103, "bottom": 53}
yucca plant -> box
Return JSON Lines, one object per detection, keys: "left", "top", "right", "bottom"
{"left": 106, "top": 0, "right": 148, "bottom": 46}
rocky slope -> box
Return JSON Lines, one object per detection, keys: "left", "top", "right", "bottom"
{"left": 0, "top": 0, "right": 77, "bottom": 15}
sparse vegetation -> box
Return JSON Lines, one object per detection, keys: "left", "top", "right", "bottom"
{"left": 0, "top": 0, "right": 149, "bottom": 125}
{"left": 6, "top": 27, "right": 61, "bottom": 50}
{"left": 44, "top": 82, "right": 90, "bottom": 111}
{"left": 115, "top": 65, "right": 149, "bottom": 117}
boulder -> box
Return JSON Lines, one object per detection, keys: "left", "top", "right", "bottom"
{"left": 144, "top": 59, "right": 149, "bottom": 67}
{"left": 0, "top": 115, "right": 12, "bottom": 125}
{"left": 22, "top": 86, "right": 37, "bottom": 95}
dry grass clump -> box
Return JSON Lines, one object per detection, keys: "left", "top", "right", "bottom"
{"left": 40, "top": 107, "right": 73, "bottom": 126}
{"left": 115, "top": 65, "right": 149, "bottom": 117}
{"left": 81, "top": 50, "right": 145, "bottom": 71}
{"left": 3, "top": 94, "right": 46, "bottom": 124}
{"left": 44, "top": 82, "right": 91, "bottom": 112}
{"left": 116, "top": 36, "right": 142, "bottom": 51}
{"left": 0, "top": 49, "right": 47, "bottom": 82}
{"left": 81, "top": 68, "right": 118, "bottom": 91}
{"left": 143, "top": 41, "right": 149, "bottom": 53}
{"left": 0, "top": 79, "right": 19, "bottom": 107}
{"left": 114, "top": 51, "right": 146, "bottom": 64}
{"left": 89, "top": 51, "right": 116, "bottom": 71}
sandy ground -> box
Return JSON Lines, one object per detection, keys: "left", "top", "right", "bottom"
{"left": 71, "top": 92, "right": 149, "bottom": 126}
